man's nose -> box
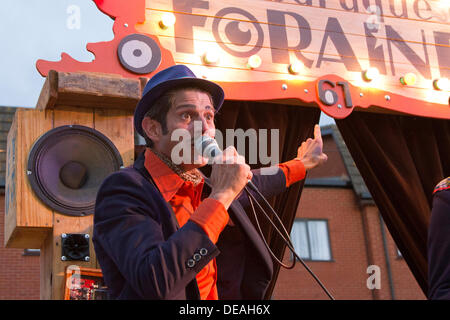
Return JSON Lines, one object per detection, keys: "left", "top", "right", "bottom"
{"left": 192, "top": 118, "right": 212, "bottom": 135}
{"left": 200, "top": 116, "right": 212, "bottom": 134}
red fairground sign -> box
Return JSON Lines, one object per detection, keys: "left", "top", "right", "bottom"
{"left": 36, "top": 0, "right": 450, "bottom": 120}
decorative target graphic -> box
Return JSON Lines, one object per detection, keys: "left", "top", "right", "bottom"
{"left": 212, "top": 7, "right": 264, "bottom": 58}
{"left": 117, "top": 34, "right": 162, "bottom": 74}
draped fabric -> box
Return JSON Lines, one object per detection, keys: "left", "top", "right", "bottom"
{"left": 212, "top": 101, "right": 321, "bottom": 299}
{"left": 336, "top": 111, "right": 450, "bottom": 295}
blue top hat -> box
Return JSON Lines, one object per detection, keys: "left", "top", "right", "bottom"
{"left": 134, "top": 65, "right": 225, "bottom": 137}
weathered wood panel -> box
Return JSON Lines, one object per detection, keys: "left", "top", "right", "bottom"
{"left": 5, "top": 109, "right": 53, "bottom": 248}
{"left": 36, "top": 71, "right": 141, "bottom": 110}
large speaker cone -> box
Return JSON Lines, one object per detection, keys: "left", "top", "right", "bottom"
{"left": 27, "top": 125, "right": 123, "bottom": 216}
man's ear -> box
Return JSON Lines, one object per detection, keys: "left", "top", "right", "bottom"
{"left": 141, "top": 117, "right": 162, "bottom": 143}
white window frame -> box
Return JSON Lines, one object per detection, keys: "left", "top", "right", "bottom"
{"left": 290, "top": 219, "right": 333, "bottom": 262}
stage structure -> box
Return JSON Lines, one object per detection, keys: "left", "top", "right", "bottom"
{"left": 4, "top": 0, "right": 449, "bottom": 299}
{"left": 5, "top": 72, "right": 138, "bottom": 299}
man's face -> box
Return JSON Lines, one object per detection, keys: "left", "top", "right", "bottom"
{"left": 146, "top": 89, "right": 216, "bottom": 170}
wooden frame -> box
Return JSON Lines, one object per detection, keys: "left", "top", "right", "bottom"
{"left": 5, "top": 71, "right": 136, "bottom": 299}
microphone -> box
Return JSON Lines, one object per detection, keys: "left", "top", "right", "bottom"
{"left": 194, "top": 135, "right": 258, "bottom": 191}
{"left": 194, "top": 135, "right": 222, "bottom": 160}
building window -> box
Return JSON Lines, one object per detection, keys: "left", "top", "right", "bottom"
{"left": 290, "top": 219, "right": 332, "bottom": 261}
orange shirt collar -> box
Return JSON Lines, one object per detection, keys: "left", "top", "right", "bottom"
{"left": 144, "top": 148, "right": 186, "bottom": 202}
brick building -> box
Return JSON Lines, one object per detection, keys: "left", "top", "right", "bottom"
{"left": 0, "top": 108, "right": 425, "bottom": 300}
{"left": 272, "top": 125, "right": 425, "bottom": 300}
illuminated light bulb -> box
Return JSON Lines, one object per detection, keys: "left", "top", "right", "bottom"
{"left": 247, "top": 55, "right": 262, "bottom": 69}
{"left": 159, "top": 12, "right": 176, "bottom": 29}
{"left": 400, "top": 72, "right": 417, "bottom": 86}
{"left": 433, "top": 78, "right": 449, "bottom": 91}
{"left": 202, "top": 49, "right": 220, "bottom": 65}
{"left": 288, "top": 61, "right": 303, "bottom": 75}
{"left": 362, "top": 67, "right": 380, "bottom": 82}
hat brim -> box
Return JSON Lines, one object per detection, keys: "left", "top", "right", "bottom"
{"left": 134, "top": 77, "right": 224, "bottom": 137}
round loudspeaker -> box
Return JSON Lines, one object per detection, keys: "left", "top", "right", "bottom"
{"left": 117, "top": 33, "right": 162, "bottom": 74}
{"left": 27, "top": 125, "right": 123, "bottom": 216}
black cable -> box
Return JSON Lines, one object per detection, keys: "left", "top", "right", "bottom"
{"left": 244, "top": 183, "right": 335, "bottom": 300}
{"left": 244, "top": 186, "right": 296, "bottom": 269}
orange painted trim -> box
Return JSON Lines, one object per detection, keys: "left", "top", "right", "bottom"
{"left": 217, "top": 75, "right": 450, "bottom": 120}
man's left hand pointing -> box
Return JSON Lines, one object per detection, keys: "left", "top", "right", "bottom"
{"left": 296, "top": 124, "right": 328, "bottom": 170}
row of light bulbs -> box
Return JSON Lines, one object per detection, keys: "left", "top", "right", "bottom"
{"left": 205, "top": 52, "right": 449, "bottom": 91}
{"left": 204, "top": 50, "right": 266, "bottom": 69}
{"left": 363, "top": 67, "right": 449, "bottom": 91}
{"left": 204, "top": 50, "right": 304, "bottom": 74}
{"left": 159, "top": 13, "right": 449, "bottom": 91}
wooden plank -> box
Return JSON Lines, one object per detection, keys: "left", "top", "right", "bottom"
{"left": 36, "top": 70, "right": 58, "bottom": 110}
{"left": 141, "top": 3, "right": 447, "bottom": 71}
{"left": 48, "top": 106, "right": 98, "bottom": 299}
{"left": 57, "top": 72, "right": 141, "bottom": 109}
{"left": 151, "top": 33, "right": 443, "bottom": 72}
{"left": 5, "top": 227, "right": 51, "bottom": 249}
{"left": 40, "top": 232, "right": 53, "bottom": 300}
{"left": 277, "top": 0, "right": 450, "bottom": 25}
{"left": 94, "top": 108, "right": 135, "bottom": 167}
{"left": 53, "top": 105, "right": 94, "bottom": 128}
{"left": 5, "top": 109, "right": 53, "bottom": 248}
{"left": 36, "top": 71, "right": 142, "bottom": 111}
{"left": 145, "top": 0, "right": 449, "bottom": 47}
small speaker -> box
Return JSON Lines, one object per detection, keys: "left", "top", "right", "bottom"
{"left": 27, "top": 125, "right": 123, "bottom": 216}
{"left": 61, "top": 233, "right": 90, "bottom": 261}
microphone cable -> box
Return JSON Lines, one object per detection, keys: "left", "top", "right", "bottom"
{"left": 244, "top": 182, "right": 335, "bottom": 300}
{"left": 195, "top": 135, "right": 334, "bottom": 299}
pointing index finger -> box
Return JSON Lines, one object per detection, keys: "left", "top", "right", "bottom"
{"left": 314, "top": 124, "right": 322, "bottom": 141}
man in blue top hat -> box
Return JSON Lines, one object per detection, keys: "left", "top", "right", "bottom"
{"left": 93, "top": 64, "right": 327, "bottom": 300}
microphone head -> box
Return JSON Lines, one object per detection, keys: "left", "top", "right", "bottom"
{"left": 194, "top": 135, "right": 221, "bottom": 160}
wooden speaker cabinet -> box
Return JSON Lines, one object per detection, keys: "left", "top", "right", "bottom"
{"left": 5, "top": 71, "right": 142, "bottom": 299}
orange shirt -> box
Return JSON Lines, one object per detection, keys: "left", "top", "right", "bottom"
{"left": 144, "top": 148, "right": 305, "bottom": 300}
